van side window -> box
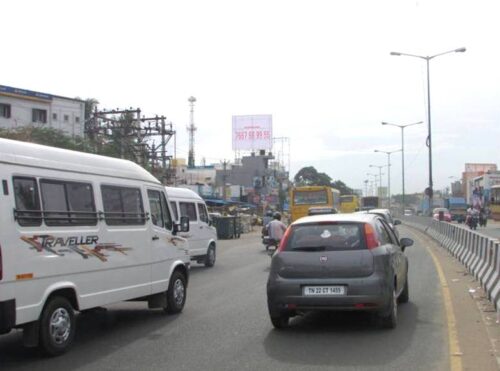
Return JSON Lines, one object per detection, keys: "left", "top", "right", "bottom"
{"left": 170, "top": 201, "right": 178, "bottom": 221}
{"left": 40, "top": 180, "right": 97, "bottom": 226}
{"left": 148, "top": 190, "right": 165, "bottom": 228}
{"left": 197, "top": 203, "right": 209, "bottom": 223}
{"left": 148, "top": 190, "right": 173, "bottom": 230}
{"left": 180, "top": 202, "right": 197, "bottom": 222}
{"left": 13, "top": 177, "right": 42, "bottom": 226}
{"left": 101, "top": 185, "right": 145, "bottom": 225}
{"left": 160, "top": 192, "right": 173, "bottom": 230}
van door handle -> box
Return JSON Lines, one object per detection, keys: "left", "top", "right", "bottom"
{"left": 152, "top": 236, "right": 159, "bottom": 241}
{"left": 200, "top": 226, "right": 203, "bottom": 229}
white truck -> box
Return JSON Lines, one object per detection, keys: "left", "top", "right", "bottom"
{"left": 0, "top": 138, "right": 190, "bottom": 355}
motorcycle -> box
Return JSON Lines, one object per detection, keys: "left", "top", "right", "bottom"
{"left": 262, "top": 226, "right": 278, "bottom": 251}
{"left": 479, "top": 213, "right": 487, "bottom": 227}
{"left": 466, "top": 214, "right": 478, "bottom": 230}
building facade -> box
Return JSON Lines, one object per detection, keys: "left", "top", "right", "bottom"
{"left": 462, "top": 163, "right": 498, "bottom": 205}
{"left": 0, "top": 85, "right": 85, "bottom": 138}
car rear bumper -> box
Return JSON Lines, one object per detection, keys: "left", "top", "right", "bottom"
{"left": 267, "top": 275, "right": 390, "bottom": 315}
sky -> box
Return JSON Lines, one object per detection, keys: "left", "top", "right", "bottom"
{"left": 2, "top": 0, "right": 499, "bottom": 194}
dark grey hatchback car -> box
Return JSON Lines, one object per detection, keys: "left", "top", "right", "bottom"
{"left": 267, "top": 213, "right": 413, "bottom": 329}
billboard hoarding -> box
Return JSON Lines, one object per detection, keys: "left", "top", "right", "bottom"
{"left": 232, "top": 115, "right": 272, "bottom": 151}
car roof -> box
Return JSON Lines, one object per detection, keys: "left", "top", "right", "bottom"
{"left": 366, "top": 208, "right": 390, "bottom": 215}
{"left": 292, "top": 213, "right": 381, "bottom": 226}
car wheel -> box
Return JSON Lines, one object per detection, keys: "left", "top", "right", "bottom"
{"left": 39, "top": 296, "right": 75, "bottom": 356}
{"left": 398, "top": 276, "right": 409, "bottom": 304}
{"left": 378, "top": 287, "right": 397, "bottom": 329}
{"left": 165, "top": 271, "right": 187, "bottom": 314}
{"left": 270, "top": 313, "right": 290, "bottom": 329}
{"left": 204, "top": 244, "right": 216, "bottom": 267}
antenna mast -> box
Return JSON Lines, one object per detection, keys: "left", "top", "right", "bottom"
{"left": 187, "top": 96, "right": 197, "bottom": 168}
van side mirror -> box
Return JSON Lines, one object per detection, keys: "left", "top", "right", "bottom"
{"left": 173, "top": 216, "right": 190, "bottom": 234}
{"left": 179, "top": 216, "right": 190, "bottom": 232}
{"left": 394, "top": 219, "right": 402, "bottom": 226}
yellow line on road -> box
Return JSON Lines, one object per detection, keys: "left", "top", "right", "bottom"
{"left": 412, "top": 232, "right": 463, "bottom": 371}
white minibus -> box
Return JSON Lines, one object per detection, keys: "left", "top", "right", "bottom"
{"left": 166, "top": 187, "right": 217, "bottom": 267}
{"left": 0, "top": 138, "right": 190, "bottom": 355}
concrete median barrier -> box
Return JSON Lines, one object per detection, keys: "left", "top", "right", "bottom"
{"left": 403, "top": 216, "right": 500, "bottom": 309}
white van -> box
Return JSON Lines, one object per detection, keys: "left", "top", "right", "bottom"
{"left": 165, "top": 187, "right": 217, "bottom": 267}
{"left": 0, "top": 138, "right": 190, "bottom": 355}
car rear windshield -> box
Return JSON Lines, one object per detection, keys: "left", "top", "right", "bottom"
{"left": 284, "top": 222, "right": 366, "bottom": 251}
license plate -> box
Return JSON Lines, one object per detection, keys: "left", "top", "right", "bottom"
{"left": 303, "top": 285, "right": 346, "bottom": 296}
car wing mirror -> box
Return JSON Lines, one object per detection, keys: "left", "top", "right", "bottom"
{"left": 394, "top": 219, "right": 402, "bottom": 226}
{"left": 400, "top": 237, "right": 414, "bottom": 251}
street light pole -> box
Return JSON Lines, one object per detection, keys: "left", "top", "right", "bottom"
{"left": 366, "top": 173, "right": 381, "bottom": 196}
{"left": 374, "top": 149, "right": 402, "bottom": 209}
{"left": 381, "top": 121, "right": 423, "bottom": 211}
{"left": 390, "top": 47, "right": 466, "bottom": 214}
{"left": 369, "top": 164, "right": 387, "bottom": 198}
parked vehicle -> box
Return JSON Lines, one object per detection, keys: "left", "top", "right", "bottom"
{"left": 267, "top": 213, "right": 413, "bottom": 329}
{"left": 444, "top": 197, "right": 467, "bottom": 223}
{"left": 0, "top": 138, "right": 190, "bottom": 355}
{"left": 166, "top": 187, "right": 217, "bottom": 267}
{"left": 432, "top": 207, "right": 452, "bottom": 222}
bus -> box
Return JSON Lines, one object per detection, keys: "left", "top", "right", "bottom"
{"left": 361, "top": 196, "right": 379, "bottom": 210}
{"left": 490, "top": 185, "right": 500, "bottom": 221}
{"left": 339, "top": 194, "right": 360, "bottom": 213}
{"left": 289, "top": 186, "right": 340, "bottom": 222}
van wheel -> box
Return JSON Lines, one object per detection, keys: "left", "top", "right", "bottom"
{"left": 165, "top": 271, "right": 187, "bottom": 314}
{"left": 204, "top": 245, "right": 216, "bottom": 267}
{"left": 39, "top": 296, "right": 75, "bottom": 356}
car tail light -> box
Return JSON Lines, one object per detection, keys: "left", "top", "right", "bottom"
{"left": 364, "top": 223, "right": 380, "bottom": 250}
{"left": 276, "top": 226, "right": 292, "bottom": 254}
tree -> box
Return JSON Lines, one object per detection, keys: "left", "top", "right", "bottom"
{"left": 331, "top": 180, "right": 354, "bottom": 195}
{"left": 0, "top": 127, "right": 88, "bottom": 151}
{"left": 294, "top": 166, "right": 332, "bottom": 186}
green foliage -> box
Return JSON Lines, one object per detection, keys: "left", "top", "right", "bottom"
{"left": 294, "top": 166, "right": 332, "bottom": 186}
{"left": 0, "top": 127, "right": 87, "bottom": 151}
{"left": 293, "top": 167, "right": 355, "bottom": 195}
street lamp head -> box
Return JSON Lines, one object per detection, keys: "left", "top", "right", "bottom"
{"left": 381, "top": 122, "right": 388, "bottom": 125}
{"left": 390, "top": 52, "right": 401, "bottom": 56}
{"left": 374, "top": 149, "right": 380, "bottom": 153}
{"left": 455, "top": 47, "right": 466, "bottom": 53}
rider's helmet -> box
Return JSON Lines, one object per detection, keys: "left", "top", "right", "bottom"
{"left": 273, "top": 212, "right": 282, "bottom": 221}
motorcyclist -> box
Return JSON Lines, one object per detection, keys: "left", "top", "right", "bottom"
{"left": 466, "top": 206, "right": 479, "bottom": 229}
{"left": 266, "top": 212, "right": 287, "bottom": 246}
